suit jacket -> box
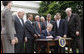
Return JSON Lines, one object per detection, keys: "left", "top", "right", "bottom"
{"left": 40, "top": 30, "right": 54, "bottom": 39}
{"left": 14, "top": 15, "right": 24, "bottom": 43}
{"left": 40, "top": 22, "right": 46, "bottom": 30}
{"left": 1, "top": 7, "right": 16, "bottom": 53}
{"left": 24, "top": 20, "right": 38, "bottom": 40}
{"left": 1, "top": 7, "right": 16, "bottom": 41}
{"left": 33, "top": 21, "right": 42, "bottom": 34}
{"left": 54, "top": 19, "right": 67, "bottom": 37}
{"left": 65, "top": 13, "right": 81, "bottom": 39}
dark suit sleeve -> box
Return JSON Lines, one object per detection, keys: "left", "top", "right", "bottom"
{"left": 53, "top": 22, "right": 56, "bottom": 38}
{"left": 63, "top": 19, "right": 68, "bottom": 35}
{"left": 75, "top": 14, "right": 81, "bottom": 32}
{"left": 40, "top": 31, "right": 46, "bottom": 38}
{"left": 24, "top": 22, "right": 33, "bottom": 40}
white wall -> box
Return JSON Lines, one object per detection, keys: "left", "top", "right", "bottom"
{"left": 1, "top": 1, "right": 41, "bottom": 23}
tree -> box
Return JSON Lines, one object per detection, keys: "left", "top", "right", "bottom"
{"left": 38, "top": 1, "right": 83, "bottom": 20}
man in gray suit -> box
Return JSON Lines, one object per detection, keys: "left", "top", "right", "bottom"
{"left": 1, "top": 1, "right": 16, "bottom": 53}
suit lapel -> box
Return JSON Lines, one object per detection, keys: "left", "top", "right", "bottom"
{"left": 16, "top": 16, "right": 23, "bottom": 27}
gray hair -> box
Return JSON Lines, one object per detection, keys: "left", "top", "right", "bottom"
{"left": 40, "top": 16, "right": 45, "bottom": 20}
{"left": 47, "top": 14, "right": 51, "bottom": 17}
{"left": 47, "top": 23, "right": 53, "bottom": 28}
{"left": 65, "top": 8, "right": 72, "bottom": 12}
{"left": 35, "top": 15, "right": 40, "bottom": 19}
{"left": 17, "top": 8, "right": 24, "bottom": 13}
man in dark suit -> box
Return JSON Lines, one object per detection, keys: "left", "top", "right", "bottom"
{"left": 14, "top": 9, "right": 25, "bottom": 53}
{"left": 54, "top": 13, "right": 67, "bottom": 53}
{"left": 54, "top": 13, "right": 67, "bottom": 38}
{"left": 65, "top": 8, "right": 82, "bottom": 53}
{"left": 40, "top": 23, "right": 54, "bottom": 53}
{"left": 24, "top": 14, "right": 40, "bottom": 53}
{"left": 40, "top": 16, "right": 46, "bottom": 30}
{"left": 45, "top": 14, "right": 54, "bottom": 31}
{"left": 34, "top": 15, "right": 42, "bottom": 34}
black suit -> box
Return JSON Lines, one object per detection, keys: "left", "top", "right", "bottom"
{"left": 54, "top": 19, "right": 67, "bottom": 37}
{"left": 65, "top": 13, "right": 81, "bottom": 53}
{"left": 54, "top": 19, "right": 67, "bottom": 53}
{"left": 14, "top": 15, "right": 25, "bottom": 53}
{"left": 24, "top": 20, "right": 38, "bottom": 53}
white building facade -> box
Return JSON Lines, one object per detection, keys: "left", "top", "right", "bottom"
{"left": 1, "top": 1, "right": 41, "bottom": 22}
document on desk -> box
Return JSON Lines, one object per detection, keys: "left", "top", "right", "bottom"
{"left": 36, "top": 39, "right": 53, "bottom": 41}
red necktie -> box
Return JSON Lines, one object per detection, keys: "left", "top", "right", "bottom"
{"left": 38, "top": 22, "right": 41, "bottom": 33}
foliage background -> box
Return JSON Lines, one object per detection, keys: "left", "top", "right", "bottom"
{"left": 38, "top": 1, "right": 83, "bottom": 20}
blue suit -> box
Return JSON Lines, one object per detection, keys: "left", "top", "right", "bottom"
{"left": 40, "top": 30, "right": 54, "bottom": 39}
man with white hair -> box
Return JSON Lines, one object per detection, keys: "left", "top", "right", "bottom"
{"left": 34, "top": 15, "right": 42, "bottom": 34}
{"left": 40, "top": 16, "right": 46, "bottom": 30}
{"left": 65, "top": 8, "right": 82, "bottom": 53}
{"left": 13, "top": 9, "right": 25, "bottom": 53}
{"left": 40, "top": 16, "right": 45, "bottom": 22}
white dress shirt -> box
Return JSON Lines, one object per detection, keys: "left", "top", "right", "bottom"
{"left": 47, "top": 21, "right": 50, "bottom": 26}
{"left": 17, "top": 15, "right": 23, "bottom": 26}
{"left": 56, "top": 19, "right": 60, "bottom": 28}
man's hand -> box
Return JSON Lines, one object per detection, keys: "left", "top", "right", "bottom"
{"left": 11, "top": 39, "right": 16, "bottom": 45}
{"left": 14, "top": 37, "right": 18, "bottom": 44}
{"left": 38, "top": 34, "right": 41, "bottom": 37}
{"left": 25, "top": 37, "right": 27, "bottom": 42}
{"left": 34, "top": 34, "right": 38, "bottom": 38}
{"left": 57, "top": 36, "right": 61, "bottom": 38}
{"left": 76, "top": 31, "right": 80, "bottom": 36}
{"left": 63, "top": 35, "right": 67, "bottom": 38}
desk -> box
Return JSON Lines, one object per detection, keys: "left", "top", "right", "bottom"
{"left": 35, "top": 38, "right": 72, "bottom": 53}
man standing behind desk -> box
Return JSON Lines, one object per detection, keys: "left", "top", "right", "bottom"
{"left": 54, "top": 13, "right": 67, "bottom": 53}
{"left": 14, "top": 9, "right": 25, "bottom": 53}
{"left": 45, "top": 14, "right": 54, "bottom": 31}
{"left": 65, "top": 8, "right": 82, "bottom": 53}
{"left": 24, "top": 14, "right": 40, "bottom": 53}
